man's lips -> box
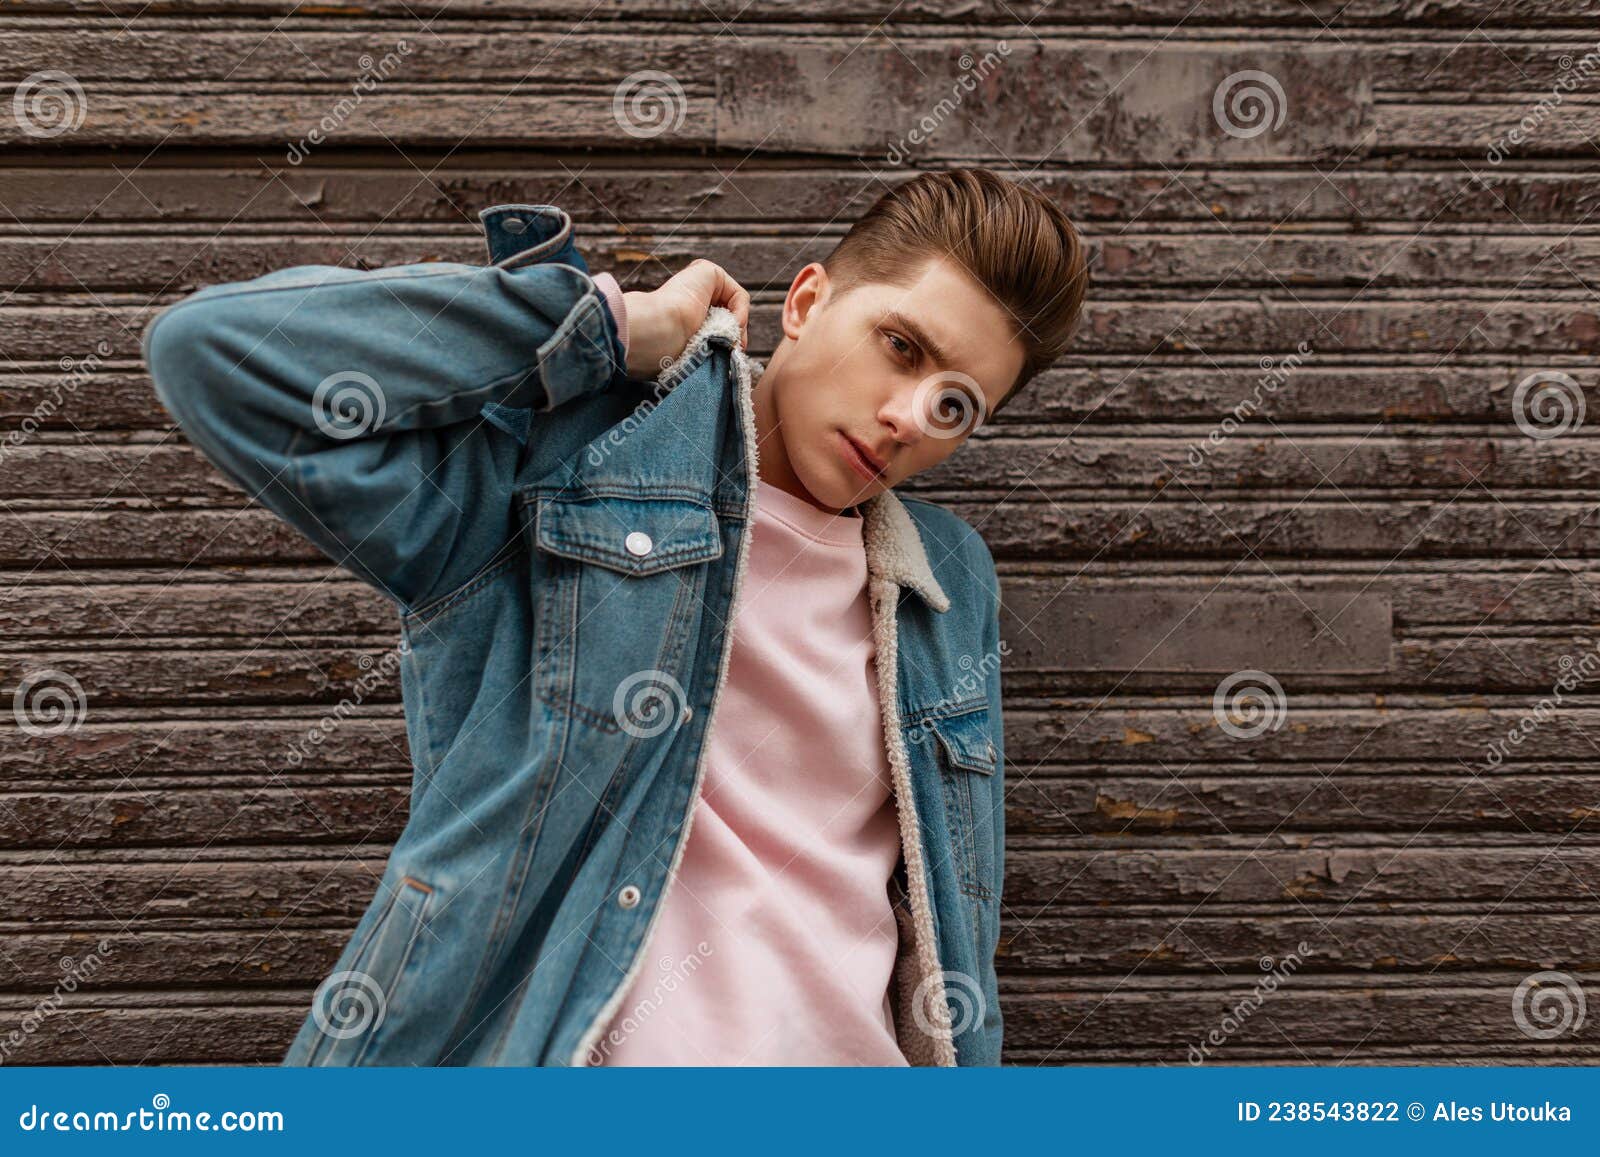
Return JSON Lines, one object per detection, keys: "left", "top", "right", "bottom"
{"left": 838, "top": 431, "right": 887, "bottom": 481}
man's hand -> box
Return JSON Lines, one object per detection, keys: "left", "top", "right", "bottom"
{"left": 622, "top": 259, "right": 751, "bottom": 379}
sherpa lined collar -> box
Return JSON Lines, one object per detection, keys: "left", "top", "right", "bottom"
{"left": 656, "top": 304, "right": 952, "bottom": 615}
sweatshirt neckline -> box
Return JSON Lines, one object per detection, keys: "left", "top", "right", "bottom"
{"left": 755, "top": 481, "right": 865, "bottom": 547}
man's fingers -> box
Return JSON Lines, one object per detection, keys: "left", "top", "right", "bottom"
{"left": 701, "top": 261, "right": 751, "bottom": 348}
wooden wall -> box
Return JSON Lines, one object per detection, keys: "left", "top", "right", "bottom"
{"left": 3, "top": 0, "right": 1600, "bottom": 1064}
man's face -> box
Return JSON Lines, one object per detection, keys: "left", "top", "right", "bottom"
{"left": 755, "top": 256, "right": 1026, "bottom": 513}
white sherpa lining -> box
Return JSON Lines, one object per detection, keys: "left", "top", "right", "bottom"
{"left": 571, "top": 306, "right": 957, "bottom": 1066}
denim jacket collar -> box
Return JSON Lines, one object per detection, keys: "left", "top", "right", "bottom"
{"left": 659, "top": 306, "right": 953, "bottom": 615}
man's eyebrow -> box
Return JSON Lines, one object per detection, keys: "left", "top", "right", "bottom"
{"left": 880, "top": 310, "right": 956, "bottom": 370}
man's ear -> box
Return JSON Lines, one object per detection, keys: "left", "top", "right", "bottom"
{"left": 781, "top": 262, "right": 830, "bottom": 342}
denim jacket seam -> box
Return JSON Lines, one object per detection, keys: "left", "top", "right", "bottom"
{"left": 518, "top": 483, "right": 712, "bottom": 505}
{"left": 281, "top": 428, "right": 414, "bottom": 607}
{"left": 904, "top": 694, "right": 988, "bottom": 727}
{"left": 530, "top": 283, "right": 618, "bottom": 407}
{"left": 402, "top": 546, "right": 522, "bottom": 628}
{"left": 149, "top": 264, "right": 475, "bottom": 322}
{"left": 399, "top": 622, "right": 440, "bottom": 785}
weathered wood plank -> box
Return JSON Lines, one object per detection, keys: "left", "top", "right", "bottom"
{"left": 1002, "top": 846, "right": 1600, "bottom": 907}
{"left": 5, "top": 844, "right": 1600, "bottom": 924}
{"left": 1012, "top": 773, "right": 1600, "bottom": 835}
{"left": 9, "top": 566, "right": 1600, "bottom": 643}
{"left": 1002, "top": 702, "right": 1600, "bottom": 767}
{"left": 0, "top": 29, "right": 1590, "bottom": 99}
{"left": 0, "top": 717, "right": 410, "bottom": 783}
{"left": 0, "top": 646, "right": 404, "bottom": 707}
{"left": 0, "top": 785, "right": 410, "bottom": 848}
{"left": 0, "top": 43, "right": 1373, "bottom": 161}
{"left": 12, "top": 231, "right": 1600, "bottom": 293}
{"left": 0, "top": 0, "right": 1591, "bottom": 23}
{"left": 0, "top": 988, "right": 1590, "bottom": 1065}
{"left": 1001, "top": 982, "right": 1600, "bottom": 1053}
{"left": 9, "top": 297, "right": 1600, "bottom": 360}
{"left": 1001, "top": 913, "right": 1600, "bottom": 973}
{"left": 0, "top": 574, "right": 395, "bottom": 638}
{"left": 0, "top": 855, "right": 389, "bottom": 923}
{"left": 14, "top": 499, "right": 1600, "bottom": 567}
{"left": 15, "top": 630, "right": 1600, "bottom": 698}
{"left": 10, "top": 911, "right": 1599, "bottom": 989}
{"left": 6, "top": 767, "right": 1599, "bottom": 851}
{"left": 22, "top": 435, "right": 1600, "bottom": 503}
{"left": 2, "top": 166, "right": 1596, "bottom": 226}
{"left": 6, "top": 361, "right": 1599, "bottom": 433}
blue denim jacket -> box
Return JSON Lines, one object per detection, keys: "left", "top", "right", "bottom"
{"left": 142, "top": 205, "right": 1006, "bottom": 1067}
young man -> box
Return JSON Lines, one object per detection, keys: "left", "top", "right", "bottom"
{"left": 143, "top": 167, "right": 1086, "bottom": 1067}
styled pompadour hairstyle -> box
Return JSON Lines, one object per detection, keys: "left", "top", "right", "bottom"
{"left": 822, "top": 168, "right": 1088, "bottom": 416}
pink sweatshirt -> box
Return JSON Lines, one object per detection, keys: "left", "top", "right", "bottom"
{"left": 588, "top": 480, "right": 908, "bottom": 1066}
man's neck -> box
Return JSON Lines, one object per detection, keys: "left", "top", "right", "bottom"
{"left": 751, "top": 350, "right": 861, "bottom": 518}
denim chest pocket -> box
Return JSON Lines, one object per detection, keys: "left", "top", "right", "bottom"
{"left": 926, "top": 702, "right": 1000, "bottom": 908}
{"left": 523, "top": 489, "right": 723, "bottom": 734}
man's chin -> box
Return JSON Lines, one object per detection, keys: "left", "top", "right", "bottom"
{"left": 795, "top": 467, "right": 880, "bottom": 514}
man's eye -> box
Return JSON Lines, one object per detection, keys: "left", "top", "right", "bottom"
{"left": 884, "top": 332, "right": 914, "bottom": 362}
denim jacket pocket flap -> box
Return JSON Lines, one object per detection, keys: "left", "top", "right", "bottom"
{"left": 532, "top": 492, "right": 723, "bottom": 578}
{"left": 931, "top": 704, "right": 997, "bottom": 775}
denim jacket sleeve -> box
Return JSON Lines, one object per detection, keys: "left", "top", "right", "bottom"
{"left": 142, "top": 256, "right": 625, "bottom": 613}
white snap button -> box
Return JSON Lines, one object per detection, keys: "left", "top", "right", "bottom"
{"left": 985, "top": 742, "right": 996, "bottom": 761}
{"left": 680, "top": 704, "right": 693, "bottom": 725}
{"left": 502, "top": 217, "right": 526, "bottom": 234}
{"left": 618, "top": 885, "right": 642, "bottom": 909}
{"left": 625, "top": 531, "right": 653, "bottom": 557}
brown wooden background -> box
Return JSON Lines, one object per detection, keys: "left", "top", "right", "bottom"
{"left": 3, "top": 0, "right": 1600, "bottom": 1065}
